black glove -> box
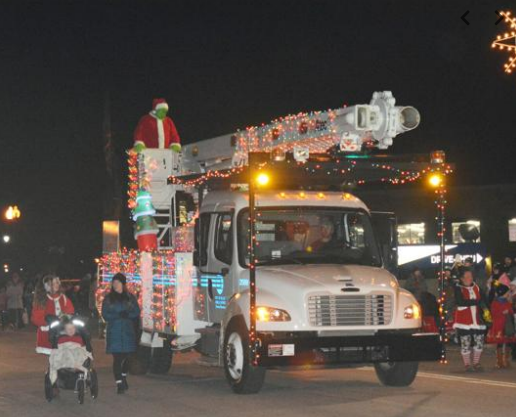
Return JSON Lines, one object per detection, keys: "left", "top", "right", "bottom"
{"left": 45, "top": 314, "right": 59, "bottom": 325}
{"left": 119, "top": 311, "right": 129, "bottom": 319}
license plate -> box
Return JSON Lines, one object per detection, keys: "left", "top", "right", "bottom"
{"left": 268, "top": 344, "right": 295, "bottom": 357}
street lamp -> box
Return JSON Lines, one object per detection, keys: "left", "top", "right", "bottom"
{"left": 4, "top": 206, "right": 21, "bottom": 221}
{"left": 2, "top": 235, "right": 10, "bottom": 243}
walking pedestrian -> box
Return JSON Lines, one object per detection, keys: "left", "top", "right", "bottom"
{"left": 101, "top": 273, "right": 140, "bottom": 394}
{"left": 31, "top": 275, "right": 75, "bottom": 355}
{"left": 404, "top": 267, "right": 428, "bottom": 301}
{"left": 6, "top": 273, "right": 24, "bottom": 330}
{"left": 486, "top": 282, "right": 516, "bottom": 368}
{"left": 0, "top": 285, "right": 8, "bottom": 330}
{"left": 453, "top": 268, "right": 490, "bottom": 371}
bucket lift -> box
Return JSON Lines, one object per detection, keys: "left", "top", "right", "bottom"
{"left": 136, "top": 91, "right": 420, "bottom": 249}
{"left": 138, "top": 149, "right": 182, "bottom": 248}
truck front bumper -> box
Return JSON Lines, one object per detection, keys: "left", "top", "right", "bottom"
{"left": 256, "top": 331, "right": 442, "bottom": 367}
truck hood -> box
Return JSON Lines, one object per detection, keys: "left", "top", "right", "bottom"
{"left": 256, "top": 264, "right": 397, "bottom": 294}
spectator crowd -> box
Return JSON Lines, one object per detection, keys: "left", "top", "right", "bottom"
{"left": 404, "top": 255, "right": 516, "bottom": 372}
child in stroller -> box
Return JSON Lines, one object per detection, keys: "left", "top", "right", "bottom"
{"left": 44, "top": 314, "right": 98, "bottom": 404}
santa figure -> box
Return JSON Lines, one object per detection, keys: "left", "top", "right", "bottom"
{"left": 133, "top": 98, "right": 181, "bottom": 153}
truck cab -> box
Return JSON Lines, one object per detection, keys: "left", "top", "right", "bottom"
{"left": 192, "top": 190, "right": 439, "bottom": 393}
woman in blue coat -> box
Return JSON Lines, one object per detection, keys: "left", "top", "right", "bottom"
{"left": 101, "top": 273, "right": 140, "bottom": 394}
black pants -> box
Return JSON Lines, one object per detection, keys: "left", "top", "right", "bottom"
{"left": 112, "top": 353, "right": 129, "bottom": 382}
{"left": 8, "top": 308, "right": 23, "bottom": 329}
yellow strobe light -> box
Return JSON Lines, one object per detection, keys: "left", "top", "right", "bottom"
{"left": 256, "top": 173, "right": 270, "bottom": 186}
{"left": 427, "top": 173, "right": 444, "bottom": 188}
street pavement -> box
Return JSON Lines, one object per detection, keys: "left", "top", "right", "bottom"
{"left": 1, "top": 327, "right": 515, "bottom": 417}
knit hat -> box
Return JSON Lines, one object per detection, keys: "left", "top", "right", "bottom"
{"left": 112, "top": 273, "right": 127, "bottom": 286}
{"left": 152, "top": 98, "right": 168, "bottom": 111}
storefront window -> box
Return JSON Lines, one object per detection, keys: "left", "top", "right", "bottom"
{"left": 397, "top": 223, "right": 425, "bottom": 245}
{"left": 452, "top": 220, "right": 481, "bottom": 243}
{"left": 509, "top": 219, "right": 516, "bottom": 242}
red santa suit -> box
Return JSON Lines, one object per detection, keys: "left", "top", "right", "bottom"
{"left": 453, "top": 283, "right": 486, "bottom": 331}
{"left": 486, "top": 298, "right": 516, "bottom": 344}
{"left": 31, "top": 293, "right": 74, "bottom": 355}
{"left": 133, "top": 98, "right": 181, "bottom": 149}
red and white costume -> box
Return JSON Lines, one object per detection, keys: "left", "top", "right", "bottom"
{"left": 31, "top": 293, "right": 74, "bottom": 355}
{"left": 133, "top": 98, "right": 181, "bottom": 149}
{"left": 453, "top": 283, "right": 486, "bottom": 330}
{"left": 486, "top": 299, "right": 516, "bottom": 344}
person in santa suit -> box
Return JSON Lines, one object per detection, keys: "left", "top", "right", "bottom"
{"left": 486, "top": 282, "right": 516, "bottom": 368}
{"left": 31, "top": 275, "right": 75, "bottom": 355}
{"left": 133, "top": 98, "right": 181, "bottom": 153}
{"left": 453, "top": 268, "right": 490, "bottom": 371}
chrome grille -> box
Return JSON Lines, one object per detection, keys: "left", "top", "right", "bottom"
{"left": 308, "top": 294, "right": 393, "bottom": 327}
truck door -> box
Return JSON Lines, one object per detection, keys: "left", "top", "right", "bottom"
{"left": 204, "top": 212, "right": 235, "bottom": 323}
{"left": 371, "top": 211, "right": 398, "bottom": 276}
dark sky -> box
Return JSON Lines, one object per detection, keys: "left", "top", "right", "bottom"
{"left": 1, "top": 0, "right": 515, "bottom": 273}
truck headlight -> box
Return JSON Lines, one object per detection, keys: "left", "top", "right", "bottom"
{"left": 404, "top": 303, "right": 421, "bottom": 320}
{"left": 256, "top": 306, "right": 291, "bottom": 322}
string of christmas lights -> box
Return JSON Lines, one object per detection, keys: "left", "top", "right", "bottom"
{"left": 491, "top": 10, "right": 516, "bottom": 74}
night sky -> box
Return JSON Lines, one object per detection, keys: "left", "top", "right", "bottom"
{"left": 0, "top": 0, "right": 515, "bottom": 274}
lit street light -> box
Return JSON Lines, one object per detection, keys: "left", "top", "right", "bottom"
{"left": 4, "top": 205, "right": 21, "bottom": 221}
{"left": 3, "top": 235, "right": 10, "bottom": 243}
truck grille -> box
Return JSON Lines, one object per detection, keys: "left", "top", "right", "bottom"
{"left": 308, "top": 294, "right": 393, "bottom": 327}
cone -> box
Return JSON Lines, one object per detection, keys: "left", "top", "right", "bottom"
{"left": 132, "top": 190, "right": 156, "bottom": 220}
{"left": 136, "top": 233, "right": 158, "bottom": 252}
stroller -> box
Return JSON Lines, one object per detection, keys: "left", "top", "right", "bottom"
{"left": 44, "top": 315, "right": 99, "bottom": 404}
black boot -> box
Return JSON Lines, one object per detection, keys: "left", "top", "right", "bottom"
{"left": 121, "top": 374, "right": 129, "bottom": 391}
{"left": 116, "top": 381, "right": 125, "bottom": 394}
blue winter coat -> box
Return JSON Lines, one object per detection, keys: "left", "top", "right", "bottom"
{"left": 101, "top": 293, "right": 140, "bottom": 354}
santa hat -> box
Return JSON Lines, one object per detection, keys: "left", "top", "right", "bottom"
{"left": 152, "top": 98, "right": 169, "bottom": 111}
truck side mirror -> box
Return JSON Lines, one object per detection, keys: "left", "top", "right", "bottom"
{"left": 371, "top": 211, "right": 398, "bottom": 276}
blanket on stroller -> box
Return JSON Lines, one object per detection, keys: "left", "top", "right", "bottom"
{"left": 49, "top": 342, "right": 93, "bottom": 384}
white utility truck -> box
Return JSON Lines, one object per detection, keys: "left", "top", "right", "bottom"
{"left": 98, "top": 91, "right": 441, "bottom": 394}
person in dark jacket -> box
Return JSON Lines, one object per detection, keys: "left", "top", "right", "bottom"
{"left": 101, "top": 273, "right": 140, "bottom": 394}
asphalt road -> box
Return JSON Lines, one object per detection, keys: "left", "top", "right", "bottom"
{"left": 1, "top": 329, "right": 515, "bottom": 417}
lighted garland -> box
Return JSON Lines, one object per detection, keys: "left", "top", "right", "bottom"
{"left": 169, "top": 158, "right": 453, "bottom": 188}
{"left": 97, "top": 249, "right": 178, "bottom": 331}
{"left": 234, "top": 110, "right": 340, "bottom": 165}
{"left": 492, "top": 10, "right": 516, "bottom": 74}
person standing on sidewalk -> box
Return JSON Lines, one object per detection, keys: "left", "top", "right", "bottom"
{"left": 487, "top": 283, "right": 516, "bottom": 368}
{"left": 453, "top": 268, "right": 490, "bottom": 371}
{"left": 101, "top": 273, "right": 140, "bottom": 394}
{"left": 6, "top": 273, "right": 24, "bottom": 330}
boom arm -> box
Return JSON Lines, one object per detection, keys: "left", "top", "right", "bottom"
{"left": 183, "top": 91, "right": 420, "bottom": 173}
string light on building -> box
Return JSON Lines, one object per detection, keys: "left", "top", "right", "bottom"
{"left": 491, "top": 10, "right": 516, "bottom": 74}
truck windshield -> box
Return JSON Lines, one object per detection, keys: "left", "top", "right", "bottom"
{"left": 238, "top": 207, "right": 381, "bottom": 267}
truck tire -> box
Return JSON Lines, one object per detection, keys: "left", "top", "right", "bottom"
{"left": 223, "top": 317, "right": 266, "bottom": 394}
{"left": 128, "top": 345, "right": 151, "bottom": 375}
{"left": 374, "top": 361, "right": 419, "bottom": 387}
{"left": 149, "top": 342, "right": 174, "bottom": 374}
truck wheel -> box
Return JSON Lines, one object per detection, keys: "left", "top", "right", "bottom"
{"left": 223, "top": 317, "right": 266, "bottom": 394}
{"left": 149, "top": 342, "right": 174, "bottom": 374}
{"left": 374, "top": 361, "right": 419, "bottom": 387}
{"left": 128, "top": 345, "right": 151, "bottom": 375}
